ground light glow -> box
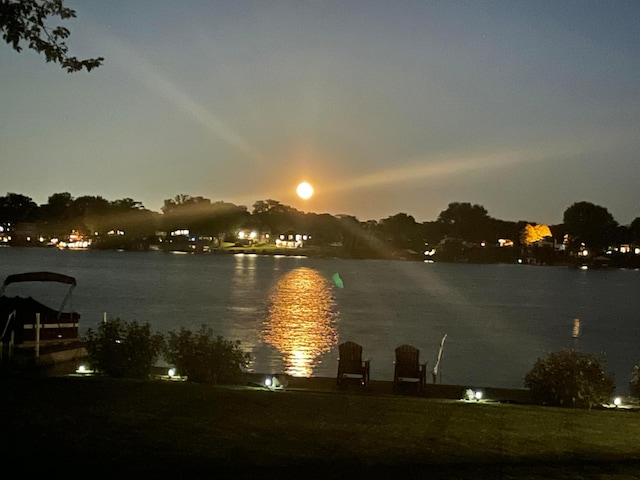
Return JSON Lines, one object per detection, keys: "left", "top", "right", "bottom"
{"left": 296, "top": 182, "right": 314, "bottom": 200}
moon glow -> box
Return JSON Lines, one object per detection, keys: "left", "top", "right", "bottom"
{"left": 296, "top": 182, "right": 314, "bottom": 200}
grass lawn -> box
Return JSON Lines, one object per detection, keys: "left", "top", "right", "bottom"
{"left": 2, "top": 376, "right": 640, "bottom": 479}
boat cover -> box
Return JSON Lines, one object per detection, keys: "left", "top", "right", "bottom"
{"left": 0, "top": 296, "right": 80, "bottom": 344}
{"left": 2, "top": 271, "right": 77, "bottom": 287}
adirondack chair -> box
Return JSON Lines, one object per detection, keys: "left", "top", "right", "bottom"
{"left": 393, "top": 344, "right": 427, "bottom": 391}
{"left": 336, "top": 341, "right": 370, "bottom": 386}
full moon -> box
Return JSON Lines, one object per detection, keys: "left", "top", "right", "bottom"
{"left": 296, "top": 182, "right": 314, "bottom": 200}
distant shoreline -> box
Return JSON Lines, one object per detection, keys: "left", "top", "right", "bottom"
{"left": 4, "top": 243, "right": 640, "bottom": 268}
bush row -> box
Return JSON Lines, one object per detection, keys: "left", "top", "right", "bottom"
{"left": 84, "top": 318, "right": 251, "bottom": 383}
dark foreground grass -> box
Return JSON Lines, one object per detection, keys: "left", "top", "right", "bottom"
{"left": 2, "top": 376, "right": 640, "bottom": 479}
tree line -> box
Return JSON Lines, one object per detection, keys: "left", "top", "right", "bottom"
{"left": 1, "top": 191, "right": 639, "bottom": 263}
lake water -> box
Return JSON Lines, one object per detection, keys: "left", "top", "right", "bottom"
{"left": 2, "top": 247, "right": 640, "bottom": 392}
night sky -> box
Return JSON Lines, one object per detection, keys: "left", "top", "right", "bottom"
{"left": 1, "top": 1, "right": 639, "bottom": 225}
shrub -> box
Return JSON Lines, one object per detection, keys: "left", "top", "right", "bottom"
{"left": 84, "top": 317, "right": 164, "bottom": 379}
{"left": 524, "top": 349, "right": 615, "bottom": 409}
{"left": 164, "top": 325, "right": 251, "bottom": 384}
{"left": 631, "top": 363, "right": 640, "bottom": 399}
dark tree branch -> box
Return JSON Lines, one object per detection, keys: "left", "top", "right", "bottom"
{"left": 0, "top": 0, "right": 103, "bottom": 72}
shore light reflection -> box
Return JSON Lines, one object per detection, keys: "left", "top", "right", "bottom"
{"left": 262, "top": 267, "right": 339, "bottom": 377}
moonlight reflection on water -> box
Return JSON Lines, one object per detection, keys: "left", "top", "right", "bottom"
{"left": 262, "top": 267, "right": 339, "bottom": 377}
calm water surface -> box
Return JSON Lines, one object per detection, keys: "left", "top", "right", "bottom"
{"left": 2, "top": 247, "right": 639, "bottom": 392}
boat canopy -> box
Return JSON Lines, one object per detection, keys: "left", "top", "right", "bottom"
{"left": 1, "top": 271, "right": 80, "bottom": 349}
{"left": 2, "top": 272, "right": 76, "bottom": 288}
{"left": 0, "top": 296, "right": 80, "bottom": 344}
{"left": 0, "top": 272, "right": 77, "bottom": 324}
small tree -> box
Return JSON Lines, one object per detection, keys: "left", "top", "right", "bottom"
{"left": 524, "top": 349, "right": 615, "bottom": 409}
{"left": 164, "top": 325, "right": 251, "bottom": 384}
{"left": 84, "top": 317, "right": 164, "bottom": 379}
{"left": 630, "top": 363, "right": 640, "bottom": 399}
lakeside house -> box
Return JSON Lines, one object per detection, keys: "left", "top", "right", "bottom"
{"left": 275, "top": 230, "right": 310, "bottom": 249}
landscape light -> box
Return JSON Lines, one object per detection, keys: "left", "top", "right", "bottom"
{"left": 168, "top": 368, "right": 176, "bottom": 378}
{"left": 264, "top": 375, "right": 283, "bottom": 391}
{"left": 463, "top": 388, "right": 483, "bottom": 401}
{"left": 614, "top": 397, "right": 622, "bottom": 407}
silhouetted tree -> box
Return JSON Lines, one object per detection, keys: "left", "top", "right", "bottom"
{"left": 0, "top": 0, "right": 103, "bottom": 72}
{"left": 300, "top": 212, "right": 341, "bottom": 245}
{"left": 111, "top": 198, "right": 145, "bottom": 212}
{"left": 162, "top": 195, "right": 248, "bottom": 246}
{"left": 252, "top": 199, "right": 300, "bottom": 235}
{"left": 563, "top": 201, "right": 617, "bottom": 251}
{"left": 436, "top": 202, "right": 492, "bottom": 243}
{"left": 38, "top": 192, "right": 75, "bottom": 237}
{"left": 40, "top": 192, "right": 73, "bottom": 221}
{"left": 337, "top": 215, "right": 390, "bottom": 258}
{"left": 70, "top": 195, "right": 110, "bottom": 232}
{"left": 104, "top": 199, "right": 156, "bottom": 247}
{"left": 379, "top": 213, "right": 423, "bottom": 252}
{"left": 209, "top": 201, "right": 249, "bottom": 243}
{"left": 489, "top": 218, "right": 521, "bottom": 245}
{"left": 629, "top": 217, "right": 640, "bottom": 244}
{"left": 337, "top": 215, "right": 364, "bottom": 254}
{"left": 419, "top": 221, "right": 444, "bottom": 246}
{"left": 0, "top": 192, "right": 39, "bottom": 223}
{"left": 161, "top": 194, "right": 211, "bottom": 233}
